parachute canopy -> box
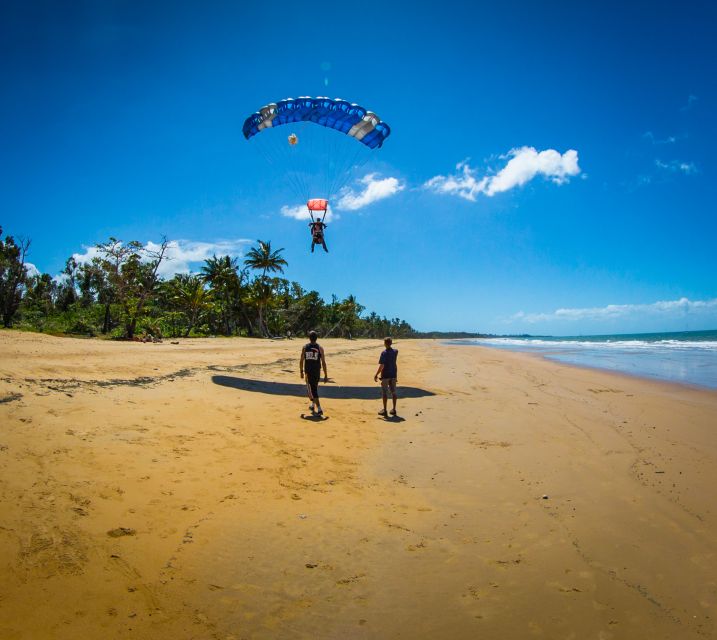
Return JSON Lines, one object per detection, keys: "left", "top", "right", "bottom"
{"left": 307, "top": 198, "right": 329, "bottom": 212}
{"left": 242, "top": 97, "right": 391, "bottom": 150}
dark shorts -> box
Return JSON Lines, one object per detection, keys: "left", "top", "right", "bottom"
{"left": 306, "top": 370, "right": 321, "bottom": 399}
{"left": 381, "top": 377, "right": 397, "bottom": 394}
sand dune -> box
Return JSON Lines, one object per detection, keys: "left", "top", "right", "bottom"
{"left": 1, "top": 330, "right": 716, "bottom": 639}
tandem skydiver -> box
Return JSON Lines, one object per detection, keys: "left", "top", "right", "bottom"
{"left": 309, "top": 219, "right": 328, "bottom": 253}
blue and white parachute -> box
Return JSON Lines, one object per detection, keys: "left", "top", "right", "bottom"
{"left": 242, "top": 97, "right": 391, "bottom": 149}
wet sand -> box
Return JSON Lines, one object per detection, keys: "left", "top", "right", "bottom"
{"left": 1, "top": 330, "right": 716, "bottom": 639}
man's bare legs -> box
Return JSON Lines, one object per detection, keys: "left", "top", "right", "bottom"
{"left": 380, "top": 382, "right": 397, "bottom": 416}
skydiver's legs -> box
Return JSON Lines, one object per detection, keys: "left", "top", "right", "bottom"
{"left": 311, "top": 241, "right": 315, "bottom": 253}
{"left": 321, "top": 239, "right": 328, "bottom": 253}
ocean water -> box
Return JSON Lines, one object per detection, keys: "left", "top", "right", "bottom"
{"left": 451, "top": 329, "right": 717, "bottom": 390}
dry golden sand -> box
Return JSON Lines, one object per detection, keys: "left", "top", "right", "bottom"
{"left": 1, "top": 329, "right": 716, "bottom": 639}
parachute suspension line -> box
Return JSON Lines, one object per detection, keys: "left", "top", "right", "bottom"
{"left": 284, "top": 122, "right": 309, "bottom": 201}
{"left": 327, "top": 123, "right": 340, "bottom": 198}
{"left": 326, "top": 139, "right": 368, "bottom": 204}
{"left": 252, "top": 130, "right": 306, "bottom": 205}
{"left": 314, "top": 119, "right": 330, "bottom": 204}
{"left": 345, "top": 114, "right": 375, "bottom": 196}
{"left": 300, "top": 119, "right": 316, "bottom": 200}
{"left": 285, "top": 120, "right": 319, "bottom": 204}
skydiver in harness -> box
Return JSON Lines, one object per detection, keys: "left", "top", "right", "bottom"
{"left": 309, "top": 219, "right": 328, "bottom": 253}
{"left": 307, "top": 199, "right": 329, "bottom": 253}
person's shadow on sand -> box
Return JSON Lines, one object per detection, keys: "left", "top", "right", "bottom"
{"left": 211, "top": 375, "right": 435, "bottom": 401}
{"left": 300, "top": 413, "right": 329, "bottom": 422}
{"left": 378, "top": 414, "right": 406, "bottom": 423}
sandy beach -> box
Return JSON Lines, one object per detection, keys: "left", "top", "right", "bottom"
{"left": 1, "top": 329, "right": 716, "bottom": 639}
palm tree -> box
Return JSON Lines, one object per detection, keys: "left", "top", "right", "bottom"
{"left": 163, "top": 274, "right": 213, "bottom": 337}
{"left": 326, "top": 294, "right": 364, "bottom": 338}
{"left": 201, "top": 254, "right": 237, "bottom": 287}
{"left": 243, "top": 241, "right": 288, "bottom": 336}
{"left": 202, "top": 255, "right": 239, "bottom": 335}
{"left": 244, "top": 240, "right": 288, "bottom": 279}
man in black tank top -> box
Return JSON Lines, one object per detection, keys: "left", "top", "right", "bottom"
{"left": 300, "top": 330, "right": 328, "bottom": 415}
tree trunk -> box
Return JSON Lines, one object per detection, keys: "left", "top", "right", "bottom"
{"left": 326, "top": 320, "right": 342, "bottom": 337}
{"left": 258, "top": 305, "right": 267, "bottom": 337}
{"left": 240, "top": 308, "right": 254, "bottom": 336}
{"left": 102, "top": 303, "right": 111, "bottom": 334}
{"left": 184, "top": 310, "right": 198, "bottom": 338}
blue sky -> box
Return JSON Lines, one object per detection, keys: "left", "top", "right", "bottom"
{"left": 2, "top": 1, "right": 716, "bottom": 334}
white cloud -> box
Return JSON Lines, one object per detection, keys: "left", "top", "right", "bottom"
{"left": 655, "top": 159, "right": 697, "bottom": 174}
{"left": 643, "top": 131, "right": 680, "bottom": 145}
{"left": 71, "top": 239, "right": 251, "bottom": 278}
{"left": 151, "top": 240, "right": 252, "bottom": 277}
{"left": 24, "top": 262, "right": 40, "bottom": 278}
{"left": 280, "top": 174, "right": 404, "bottom": 219}
{"left": 424, "top": 161, "right": 488, "bottom": 202}
{"left": 424, "top": 147, "right": 581, "bottom": 201}
{"left": 681, "top": 94, "right": 698, "bottom": 111}
{"left": 281, "top": 203, "right": 337, "bottom": 222}
{"left": 336, "top": 173, "right": 405, "bottom": 211}
{"left": 510, "top": 297, "right": 717, "bottom": 324}
{"left": 70, "top": 245, "right": 101, "bottom": 265}
{"left": 486, "top": 147, "right": 580, "bottom": 195}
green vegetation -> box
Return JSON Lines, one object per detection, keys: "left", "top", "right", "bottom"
{"left": 0, "top": 226, "right": 31, "bottom": 328}
{"left": 1, "top": 228, "right": 416, "bottom": 340}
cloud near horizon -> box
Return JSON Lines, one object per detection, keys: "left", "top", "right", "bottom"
{"left": 424, "top": 147, "right": 581, "bottom": 201}
{"left": 70, "top": 238, "right": 251, "bottom": 278}
{"left": 24, "top": 262, "right": 40, "bottom": 278}
{"left": 509, "top": 297, "right": 717, "bottom": 324}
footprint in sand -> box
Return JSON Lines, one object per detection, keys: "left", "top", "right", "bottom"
{"left": 19, "top": 527, "right": 88, "bottom": 578}
{"left": 108, "top": 554, "right": 162, "bottom": 613}
{"left": 107, "top": 527, "right": 136, "bottom": 538}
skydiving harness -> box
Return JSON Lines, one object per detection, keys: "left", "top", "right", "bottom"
{"left": 310, "top": 220, "right": 325, "bottom": 242}
{"left": 307, "top": 199, "right": 329, "bottom": 252}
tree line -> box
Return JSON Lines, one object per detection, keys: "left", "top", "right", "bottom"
{"left": 0, "top": 226, "right": 416, "bottom": 340}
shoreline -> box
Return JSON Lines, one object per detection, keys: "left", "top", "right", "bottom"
{"left": 446, "top": 337, "right": 717, "bottom": 392}
{"left": 6, "top": 327, "right": 715, "bottom": 393}
{"left": 1, "top": 330, "right": 716, "bottom": 639}
{"left": 476, "top": 342, "right": 717, "bottom": 394}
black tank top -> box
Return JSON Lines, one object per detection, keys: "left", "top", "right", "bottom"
{"left": 304, "top": 342, "right": 322, "bottom": 374}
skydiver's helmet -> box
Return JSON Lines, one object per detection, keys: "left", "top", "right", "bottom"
{"left": 288, "top": 133, "right": 298, "bottom": 146}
